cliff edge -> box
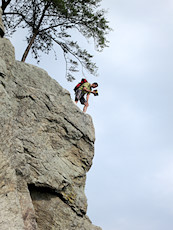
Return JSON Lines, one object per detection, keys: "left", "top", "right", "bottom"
{"left": 0, "top": 35, "right": 101, "bottom": 230}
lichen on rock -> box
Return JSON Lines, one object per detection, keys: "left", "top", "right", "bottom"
{"left": 0, "top": 35, "right": 101, "bottom": 230}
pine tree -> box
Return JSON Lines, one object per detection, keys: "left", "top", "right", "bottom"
{"left": 2, "top": 0, "right": 111, "bottom": 80}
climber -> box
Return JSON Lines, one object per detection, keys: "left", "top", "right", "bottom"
{"left": 74, "top": 81, "right": 98, "bottom": 113}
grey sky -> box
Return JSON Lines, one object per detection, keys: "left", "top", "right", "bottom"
{"left": 10, "top": 0, "right": 173, "bottom": 229}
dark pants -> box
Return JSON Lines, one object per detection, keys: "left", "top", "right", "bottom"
{"left": 75, "top": 90, "right": 86, "bottom": 105}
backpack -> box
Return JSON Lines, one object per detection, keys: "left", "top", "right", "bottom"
{"left": 74, "top": 78, "right": 88, "bottom": 92}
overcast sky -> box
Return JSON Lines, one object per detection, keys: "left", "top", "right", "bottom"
{"left": 9, "top": 0, "right": 173, "bottom": 229}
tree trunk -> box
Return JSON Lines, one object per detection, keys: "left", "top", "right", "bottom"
{"left": 2, "top": 0, "right": 12, "bottom": 13}
{"left": 21, "top": 33, "right": 37, "bottom": 62}
{"left": 21, "top": 2, "right": 50, "bottom": 62}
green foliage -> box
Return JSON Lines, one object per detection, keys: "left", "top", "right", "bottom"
{"left": 2, "top": 0, "right": 111, "bottom": 80}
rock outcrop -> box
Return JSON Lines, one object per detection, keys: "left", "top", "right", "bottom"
{"left": 0, "top": 36, "right": 101, "bottom": 229}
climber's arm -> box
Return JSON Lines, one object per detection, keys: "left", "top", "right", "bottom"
{"left": 83, "top": 87, "right": 95, "bottom": 94}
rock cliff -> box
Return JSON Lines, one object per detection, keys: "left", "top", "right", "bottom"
{"left": 0, "top": 35, "right": 101, "bottom": 229}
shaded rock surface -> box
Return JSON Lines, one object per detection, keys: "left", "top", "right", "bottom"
{"left": 0, "top": 36, "right": 101, "bottom": 230}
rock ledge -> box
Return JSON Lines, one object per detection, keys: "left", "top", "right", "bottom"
{"left": 0, "top": 37, "right": 101, "bottom": 230}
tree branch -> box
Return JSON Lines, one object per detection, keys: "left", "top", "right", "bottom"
{"left": 21, "top": 2, "right": 51, "bottom": 62}
{"left": 39, "top": 22, "right": 72, "bottom": 32}
{"left": 3, "top": 11, "right": 32, "bottom": 27}
{"left": 47, "top": 34, "right": 85, "bottom": 75}
{"left": 36, "top": 2, "right": 50, "bottom": 30}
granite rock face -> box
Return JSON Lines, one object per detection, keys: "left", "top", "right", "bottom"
{"left": 0, "top": 36, "right": 101, "bottom": 230}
